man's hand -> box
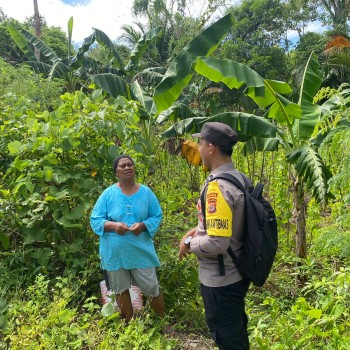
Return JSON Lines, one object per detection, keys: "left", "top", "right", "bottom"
{"left": 129, "top": 222, "right": 146, "bottom": 235}
{"left": 178, "top": 228, "right": 196, "bottom": 259}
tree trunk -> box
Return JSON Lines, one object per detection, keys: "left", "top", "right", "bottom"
{"left": 293, "top": 176, "right": 307, "bottom": 286}
{"left": 33, "top": 0, "right": 41, "bottom": 61}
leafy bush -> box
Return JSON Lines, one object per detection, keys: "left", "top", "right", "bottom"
{"left": 3, "top": 275, "right": 177, "bottom": 349}
{"left": 0, "top": 58, "right": 63, "bottom": 111}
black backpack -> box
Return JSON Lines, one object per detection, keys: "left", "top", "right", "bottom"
{"left": 200, "top": 172, "right": 278, "bottom": 287}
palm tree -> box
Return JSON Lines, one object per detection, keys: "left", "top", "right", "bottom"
{"left": 33, "top": 0, "right": 40, "bottom": 61}
{"left": 319, "top": 0, "right": 350, "bottom": 33}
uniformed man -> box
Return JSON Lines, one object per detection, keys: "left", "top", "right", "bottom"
{"left": 179, "top": 122, "right": 250, "bottom": 350}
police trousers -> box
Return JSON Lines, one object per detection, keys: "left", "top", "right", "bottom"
{"left": 201, "top": 279, "right": 250, "bottom": 350}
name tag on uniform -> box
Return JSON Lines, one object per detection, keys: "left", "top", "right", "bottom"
{"left": 205, "top": 181, "right": 232, "bottom": 237}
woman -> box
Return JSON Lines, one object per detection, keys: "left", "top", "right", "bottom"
{"left": 90, "top": 155, "right": 165, "bottom": 322}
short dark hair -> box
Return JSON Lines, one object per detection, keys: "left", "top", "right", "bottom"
{"left": 216, "top": 144, "right": 233, "bottom": 157}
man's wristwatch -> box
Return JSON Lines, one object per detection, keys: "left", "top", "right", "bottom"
{"left": 184, "top": 235, "right": 193, "bottom": 247}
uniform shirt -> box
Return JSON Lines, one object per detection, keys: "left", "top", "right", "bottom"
{"left": 190, "top": 162, "right": 245, "bottom": 287}
{"left": 90, "top": 184, "right": 163, "bottom": 271}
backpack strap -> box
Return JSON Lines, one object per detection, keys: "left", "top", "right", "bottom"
{"left": 200, "top": 173, "right": 246, "bottom": 276}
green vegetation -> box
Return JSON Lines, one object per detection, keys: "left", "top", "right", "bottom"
{"left": 1, "top": 1, "right": 350, "bottom": 348}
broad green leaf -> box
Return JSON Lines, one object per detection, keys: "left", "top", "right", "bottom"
{"left": 108, "top": 145, "right": 119, "bottom": 158}
{"left": 49, "top": 61, "right": 70, "bottom": 80}
{"left": 92, "top": 74, "right": 130, "bottom": 99}
{"left": 306, "top": 309, "right": 322, "bottom": 319}
{"left": 53, "top": 214, "right": 82, "bottom": 228}
{"left": 134, "top": 67, "right": 166, "bottom": 86}
{"left": 162, "top": 117, "right": 207, "bottom": 138}
{"left": 205, "top": 112, "right": 277, "bottom": 139}
{"left": 66, "top": 205, "right": 85, "bottom": 220}
{"left": 44, "top": 166, "right": 54, "bottom": 181}
{"left": 265, "top": 79, "right": 293, "bottom": 95}
{"left": 162, "top": 112, "right": 277, "bottom": 140}
{"left": 156, "top": 102, "right": 197, "bottom": 124}
{"left": 23, "top": 229, "right": 46, "bottom": 244}
{"left": 293, "top": 52, "right": 323, "bottom": 141}
{"left": 196, "top": 57, "right": 264, "bottom": 92}
{"left": 21, "top": 28, "right": 61, "bottom": 64}
{"left": 8, "top": 141, "right": 22, "bottom": 155}
{"left": 7, "top": 23, "right": 37, "bottom": 61}
{"left": 153, "top": 14, "right": 234, "bottom": 113}
{"left": 287, "top": 145, "right": 333, "bottom": 203}
{"left": 196, "top": 57, "right": 300, "bottom": 125}
{"left": 243, "top": 137, "right": 280, "bottom": 154}
{"left": 0, "top": 233, "right": 10, "bottom": 250}
{"left": 101, "top": 303, "right": 117, "bottom": 317}
{"left": 131, "top": 81, "right": 153, "bottom": 114}
{"left": 125, "top": 27, "right": 162, "bottom": 72}
{"left": 267, "top": 94, "right": 302, "bottom": 124}
{"left": 93, "top": 28, "right": 124, "bottom": 70}
{"left": 67, "top": 16, "right": 73, "bottom": 62}
{"left": 27, "top": 61, "right": 52, "bottom": 75}
{"left": 71, "top": 31, "right": 96, "bottom": 65}
{"left": 58, "top": 310, "right": 76, "bottom": 323}
{"left": 320, "top": 88, "right": 350, "bottom": 115}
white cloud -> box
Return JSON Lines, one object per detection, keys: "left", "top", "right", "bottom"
{"left": 0, "top": 0, "right": 136, "bottom": 43}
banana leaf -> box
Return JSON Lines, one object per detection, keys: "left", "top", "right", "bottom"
{"left": 92, "top": 73, "right": 131, "bottom": 99}
{"left": 7, "top": 23, "right": 37, "bottom": 62}
{"left": 134, "top": 67, "right": 166, "bottom": 86}
{"left": 162, "top": 117, "right": 207, "bottom": 138}
{"left": 49, "top": 61, "right": 70, "bottom": 80}
{"left": 156, "top": 102, "right": 197, "bottom": 124}
{"left": 27, "top": 61, "right": 52, "bottom": 75}
{"left": 162, "top": 111, "right": 277, "bottom": 140}
{"left": 242, "top": 137, "right": 280, "bottom": 154}
{"left": 287, "top": 145, "right": 333, "bottom": 203}
{"left": 94, "top": 28, "right": 124, "bottom": 70}
{"left": 21, "top": 28, "right": 61, "bottom": 64}
{"left": 131, "top": 81, "right": 154, "bottom": 115}
{"left": 125, "top": 27, "right": 162, "bottom": 72}
{"left": 153, "top": 13, "right": 234, "bottom": 113}
{"left": 292, "top": 52, "right": 323, "bottom": 141}
{"left": 195, "top": 56, "right": 301, "bottom": 126}
{"left": 67, "top": 16, "right": 73, "bottom": 64}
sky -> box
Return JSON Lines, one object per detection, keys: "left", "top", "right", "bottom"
{"left": 0, "top": 0, "right": 136, "bottom": 44}
{"left": 0, "top": 0, "right": 323, "bottom": 47}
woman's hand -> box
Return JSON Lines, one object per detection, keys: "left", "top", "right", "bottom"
{"left": 113, "top": 222, "right": 129, "bottom": 235}
{"left": 129, "top": 222, "right": 146, "bottom": 235}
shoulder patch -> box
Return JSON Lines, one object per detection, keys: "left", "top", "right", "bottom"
{"left": 205, "top": 181, "right": 232, "bottom": 237}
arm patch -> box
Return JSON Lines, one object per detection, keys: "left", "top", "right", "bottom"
{"left": 205, "top": 181, "right": 232, "bottom": 237}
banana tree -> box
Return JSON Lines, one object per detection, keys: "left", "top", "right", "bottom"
{"left": 161, "top": 52, "right": 333, "bottom": 282}
{"left": 7, "top": 17, "right": 78, "bottom": 91}
{"left": 128, "top": 13, "right": 235, "bottom": 158}
{"left": 7, "top": 17, "right": 162, "bottom": 93}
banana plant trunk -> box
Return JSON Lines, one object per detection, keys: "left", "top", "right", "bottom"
{"left": 293, "top": 177, "right": 307, "bottom": 286}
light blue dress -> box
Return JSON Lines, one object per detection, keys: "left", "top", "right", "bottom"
{"left": 90, "top": 184, "right": 163, "bottom": 271}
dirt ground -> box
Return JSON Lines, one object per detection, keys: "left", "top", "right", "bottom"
{"left": 173, "top": 333, "right": 216, "bottom": 350}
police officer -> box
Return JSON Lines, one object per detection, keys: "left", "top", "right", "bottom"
{"left": 179, "top": 122, "right": 250, "bottom": 350}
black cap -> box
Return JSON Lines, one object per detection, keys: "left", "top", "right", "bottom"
{"left": 192, "top": 122, "right": 238, "bottom": 149}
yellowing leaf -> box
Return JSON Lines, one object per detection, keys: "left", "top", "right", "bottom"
{"left": 181, "top": 140, "right": 202, "bottom": 166}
